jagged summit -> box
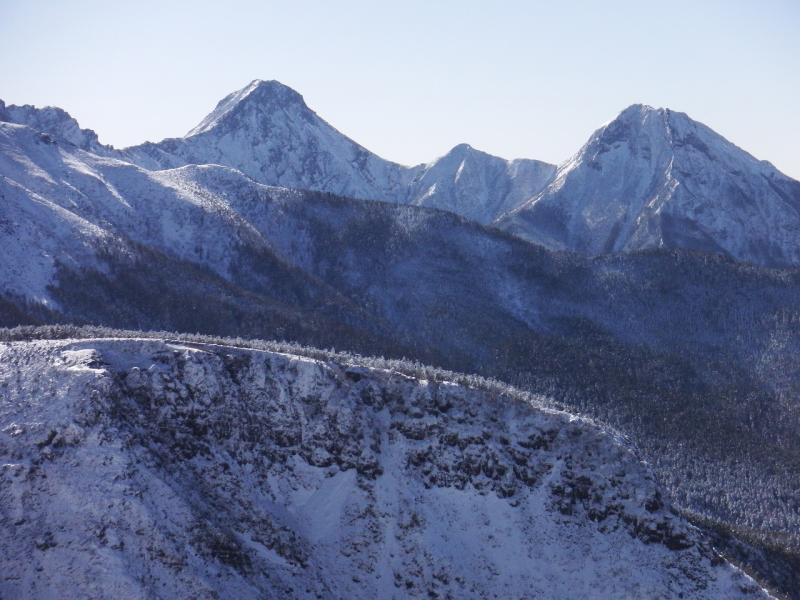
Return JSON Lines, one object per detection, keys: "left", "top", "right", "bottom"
{"left": 617, "top": 102, "right": 660, "bottom": 116}
{"left": 186, "top": 79, "right": 309, "bottom": 137}
{"left": 447, "top": 142, "right": 475, "bottom": 154}
{"left": 409, "top": 142, "right": 556, "bottom": 222}
{"left": 6, "top": 82, "right": 797, "bottom": 263}
{"left": 0, "top": 80, "right": 557, "bottom": 224}
{"left": 0, "top": 99, "right": 104, "bottom": 152}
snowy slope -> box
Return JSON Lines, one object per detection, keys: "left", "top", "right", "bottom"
{"left": 120, "top": 80, "right": 558, "bottom": 223}
{"left": 0, "top": 120, "right": 392, "bottom": 348}
{"left": 498, "top": 104, "right": 800, "bottom": 267}
{"left": 0, "top": 120, "right": 268, "bottom": 302}
{"left": 2, "top": 102, "right": 800, "bottom": 596}
{"left": 0, "top": 337, "right": 771, "bottom": 599}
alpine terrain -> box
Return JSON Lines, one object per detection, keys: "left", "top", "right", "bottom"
{"left": 117, "top": 79, "right": 557, "bottom": 225}
{"left": 0, "top": 336, "right": 771, "bottom": 599}
{"left": 1, "top": 81, "right": 799, "bottom": 598}
{"left": 498, "top": 104, "right": 800, "bottom": 268}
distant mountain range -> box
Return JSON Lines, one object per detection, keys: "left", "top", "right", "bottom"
{"left": 4, "top": 79, "right": 799, "bottom": 266}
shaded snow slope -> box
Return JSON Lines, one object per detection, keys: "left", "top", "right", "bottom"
{"left": 499, "top": 104, "right": 800, "bottom": 267}
{"left": 0, "top": 338, "right": 770, "bottom": 599}
{"left": 0, "top": 121, "right": 396, "bottom": 351}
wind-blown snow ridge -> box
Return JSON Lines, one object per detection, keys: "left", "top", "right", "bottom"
{"left": 0, "top": 337, "right": 771, "bottom": 599}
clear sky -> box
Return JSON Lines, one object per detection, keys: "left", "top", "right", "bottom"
{"left": 1, "top": 0, "right": 798, "bottom": 177}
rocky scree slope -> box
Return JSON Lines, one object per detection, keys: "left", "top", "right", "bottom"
{"left": 0, "top": 337, "right": 770, "bottom": 599}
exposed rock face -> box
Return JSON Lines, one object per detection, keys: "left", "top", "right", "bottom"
{"left": 0, "top": 338, "right": 768, "bottom": 599}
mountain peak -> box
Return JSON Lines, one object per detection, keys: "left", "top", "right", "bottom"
{"left": 435, "top": 143, "right": 482, "bottom": 163}
{"left": 245, "top": 79, "right": 306, "bottom": 104}
{"left": 0, "top": 100, "right": 103, "bottom": 151}
{"left": 602, "top": 103, "right": 667, "bottom": 131}
{"left": 610, "top": 104, "right": 706, "bottom": 139}
{"left": 586, "top": 103, "right": 700, "bottom": 158}
{"left": 450, "top": 142, "right": 474, "bottom": 153}
{"left": 186, "top": 79, "right": 308, "bottom": 137}
{"left": 501, "top": 101, "right": 800, "bottom": 266}
{"left": 617, "top": 103, "right": 660, "bottom": 117}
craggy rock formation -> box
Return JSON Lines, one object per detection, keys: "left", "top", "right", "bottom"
{"left": 0, "top": 338, "right": 769, "bottom": 599}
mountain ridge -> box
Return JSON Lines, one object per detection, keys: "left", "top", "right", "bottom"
{"left": 4, "top": 84, "right": 799, "bottom": 267}
{"left": 0, "top": 81, "right": 558, "bottom": 224}
{"left": 0, "top": 335, "right": 773, "bottom": 599}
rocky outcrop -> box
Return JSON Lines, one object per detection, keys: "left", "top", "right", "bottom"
{"left": 0, "top": 338, "right": 768, "bottom": 599}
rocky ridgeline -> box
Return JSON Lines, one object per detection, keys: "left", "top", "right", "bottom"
{"left": 0, "top": 339, "right": 767, "bottom": 599}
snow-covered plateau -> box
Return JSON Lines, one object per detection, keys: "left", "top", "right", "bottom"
{"left": 0, "top": 338, "right": 771, "bottom": 599}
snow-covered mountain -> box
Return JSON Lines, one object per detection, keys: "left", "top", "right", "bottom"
{"left": 0, "top": 119, "right": 394, "bottom": 351}
{"left": 498, "top": 104, "right": 800, "bottom": 267}
{"left": 0, "top": 80, "right": 556, "bottom": 224}
{"left": 407, "top": 143, "right": 555, "bottom": 223}
{"left": 6, "top": 85, "right": 800, "bottom": 265}
{"left": 0, "top": 99, "right": 107, "bottom": 153}
{"left": 0, "top": 337, "right": 770, "bottom": 599}
{"left": 120, "top": 79, "right": 417, "bottom": 203}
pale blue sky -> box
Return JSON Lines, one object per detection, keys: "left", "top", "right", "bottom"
{"left": 1, "top": 0, "right": 798, "bottom": 177}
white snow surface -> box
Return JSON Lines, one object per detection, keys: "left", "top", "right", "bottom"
{"left": 408, "top": 143, "right": 556, "bottom": 223}
{"left": 0, "top": 338, "right": 771, "bottom": 599}
{"left": 499, "top": 104, "right": 800, "bottom": 267}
